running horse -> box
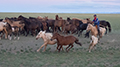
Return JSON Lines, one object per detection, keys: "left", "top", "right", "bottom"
{"left": 86, "top": 24, "right": 106, "bottom": 52}
{"left": 54, "top": 15, "right": 69, "bottom": 33}
{"left": 0, "top": 22, "right": 8, "bottom": 40}
{"left": 51, "top": 32, "right": 82, "bottom": 52}
{"left": 36, "top": 31, "right": 63, "bottom": 52}
{"left": 3, "top": 17, "right": 25, "bottom": 32}
{"left": 99, "top": 20, "right": 111, "bottom": 34}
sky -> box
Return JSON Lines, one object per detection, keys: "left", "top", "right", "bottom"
{"left": 0, "top": 0, "right": 120, "bottom": 13}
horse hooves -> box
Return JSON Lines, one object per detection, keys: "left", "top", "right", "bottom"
{"left": 37, "top": 50, "right": 39, "bottom": 52}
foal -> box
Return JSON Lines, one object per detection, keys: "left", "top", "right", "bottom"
{"left": 36, "top": 31, "right": 63, "bottom": 52}
{"left": 51, "top": 32, "right": 82, "bottom": 52}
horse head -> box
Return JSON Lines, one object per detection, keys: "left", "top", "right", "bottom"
{"left": 86, "top": 24, "right": 92, "bottom": 32}
{"left": 36, "top": 31, "right": 46, "bottom": 40}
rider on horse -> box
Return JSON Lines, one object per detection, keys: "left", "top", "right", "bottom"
{"left": 93, "top": 14, "right": 100, "bottom": 36}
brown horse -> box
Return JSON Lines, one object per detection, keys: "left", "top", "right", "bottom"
{"left": 72, "top": 18, "right": 88, "bottom": 23}
{"left": 67, "top": 17, "right": 83, "bottom": 34}
{"left": 47, "top": 19, "right": 55, "bottom": 32}
{"left": 54, "top": 15, "right": 69, "bottom": 33}
{"left": 64, "top": 24, "right": 77, "bottom": 34}
{"left": 41, "top": 21, "right": 48, "bottom": 31}
{"left": 51, "top": 32, "right": 82, "bottom": 52}
{"left": 3, "top": 17, "right": 25, "bottom": 31}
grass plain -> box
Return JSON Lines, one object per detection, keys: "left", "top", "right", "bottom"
{"left": 0, "top": 13, "right": 120, "bottom": 67}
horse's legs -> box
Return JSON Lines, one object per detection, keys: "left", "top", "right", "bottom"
{"left": 78, "top": 30, "right": 83, "bottom": 37}
{"left": 58, "top": 45, "right": 62, "bottom": 52}
{"left": 43, "top": 44, "right": 47, "bottom": 52}
{"left": 105, "top": 27, "right": 107, "bottom": 35}
{"left": 58, "top": 27, "right": 61, "bottom": 32}
{"left": 37, "top": 42, "right": 47, "bottom": 52}
{"left": 66, "top": 44, "right": 71, "bottom": 52}
{"left": 89, "top": 43, "right": 94, "bottom": 52}
{"left": 56, "top": 45, "right": 64, "bottom": 51}
{"left": 54, "top": 26, "right": 56, "bottom": 32}
{"left": 84, "top": 31, "right": 90, "bottom": 38}
{"left": 17, "top": 31, "right": 20, "bottom": 40}
{"left": 3, "top": 28, "right": 8, "bottom": 39}
{"left": 56, "top": 44, "right": 60, "bottom": 51}
{"left": 88, "top": 42, "right": 92, "bottom": 52}
{"left": 0, "top": 32, "right": 4, "bottom": 40}
{"left": 14, "top": 32, "right": 17, "bottom": 39}
{"left": 67, "top": 44, "right": 74, "bottom": 52}
{"left": 62, "top": 26, "right": 65, "bottom": 33}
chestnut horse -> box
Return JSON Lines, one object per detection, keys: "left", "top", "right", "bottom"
{"left": 64, "top": 24, "right": 77, "bottom": 34}
{"left": 51, "top": 32, "right": 82, "bottom": 52}
{"left": 36, "top": 31, "right": 63, "bottom": 52}
{"left": 54, "top": 15, "right": 69, "bottom": 33}
{"left": 67, "top": 17, "right": 83, "bottom": 34}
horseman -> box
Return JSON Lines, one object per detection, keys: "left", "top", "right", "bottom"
{"left": 93, "top": 14, "right": 100, "bottom": 36}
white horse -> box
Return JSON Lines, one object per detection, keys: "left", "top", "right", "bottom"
{"left": 36, "top": 31, "right": 60, "bottom": 52}
{"left": 89, "top": 35, "right": 98, "bottom": 52}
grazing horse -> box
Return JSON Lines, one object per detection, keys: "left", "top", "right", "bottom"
{"left": 51, "top": 32, "right": 82, "bottom": 52}
{"left": 0, "top": 22, "right": 8, "bottom": 40}
{"left": 36, "top": 31, "right": 63, "bottom": 52}
{"left": 99, "top": 20, "right": 111, "bottom": 34}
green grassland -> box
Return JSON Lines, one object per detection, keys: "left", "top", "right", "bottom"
{"left": 0, "top": 13, "right": 120, "bottom": 67}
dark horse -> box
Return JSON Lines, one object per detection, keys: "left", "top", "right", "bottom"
{"left": 67, "top": 17, "right": 83, "bottom": 34}
{"left": 51, "top": 32, "right": 82, "bottom": 52}
{"left": 78, "top": 23, "right": 89, "bottom": 37}
{"left": 17, "top": 15, "right": 42, "bottom": 36}
{"left": 99, "top": 20, "right": 111, "bottom": 34}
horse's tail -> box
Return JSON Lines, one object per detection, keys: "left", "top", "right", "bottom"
{"left": 75, "top": 38, "right": 82, "bottom": 46}
{"left": 106, "top": 21, "right": 111, "bottom": 32}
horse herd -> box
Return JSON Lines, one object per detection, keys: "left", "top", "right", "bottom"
{"left": 0, "top": 15, "right": 111, "bottom": 52}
